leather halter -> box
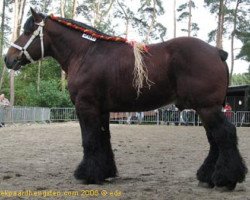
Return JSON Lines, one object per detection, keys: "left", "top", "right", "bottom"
{"left": 11, "top": 20, "right": 45, "bottom": 63}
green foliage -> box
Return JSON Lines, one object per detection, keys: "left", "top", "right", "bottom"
{"left": 236, "top": 32, "right": 250, "bottom": 62}
{"left": 231, "top": 72, "right": 250, "bottom": 86}
{"left": 12, "top": 58, "right": 72, "bottom": 107}
{"left": 15, "top": 80, "right": 73, "bottom": 107}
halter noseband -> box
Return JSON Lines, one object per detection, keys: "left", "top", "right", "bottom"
{"left": 11, "top": 20, "right": 45, "bottom": 63}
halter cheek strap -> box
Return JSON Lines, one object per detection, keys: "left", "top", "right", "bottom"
{"left": 11, "top": 20, "right": 45, "bottom": 63}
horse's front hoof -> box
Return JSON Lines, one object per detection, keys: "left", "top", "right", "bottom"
{"left": 74, "top": 160, "right": 105, "bottom": 184}
{"left": 74, "top": 157, "right": 117, "bottom": 184}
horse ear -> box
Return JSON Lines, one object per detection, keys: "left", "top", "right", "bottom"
{"left": 30, "top": 7, "right": 42, "bottom": 22}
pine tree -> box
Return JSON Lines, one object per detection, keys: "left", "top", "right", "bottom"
{"left": 10, "top": 0, "right": 26, "bottom": 106}
{"left": 0, "top": 0, "right": 12, "bottom": 91}
{"left": 205, "top": 0, "right": 228, "bottom": 48}
{"left": 76, "top": 0, "right": 116, "bottom": 34}
{"left": 133, "top": 0, "right": 166, "bottom": 43}
{"left": 177, "top": 0, "right": 199, "bottom": 37}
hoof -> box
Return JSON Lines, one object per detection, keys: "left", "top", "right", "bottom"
{"left": 198, "top": 181, "right": 214, "bottom": 188}
{"left": 74, "top": 158, "right": 117, "bottom": 184}
{"left": 214, "top": 185, "right": 235, "bottom": 192}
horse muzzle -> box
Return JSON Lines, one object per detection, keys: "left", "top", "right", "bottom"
{"left": 4, "top": 56, "right": 22, "bottom": 71}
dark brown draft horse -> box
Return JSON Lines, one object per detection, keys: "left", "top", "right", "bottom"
{"left": 5, "top": 8, "right": 247, "bottom": 190}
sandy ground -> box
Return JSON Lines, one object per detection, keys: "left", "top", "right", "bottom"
{"left": 0, "top": 123, "right": 249, "bottom": 200}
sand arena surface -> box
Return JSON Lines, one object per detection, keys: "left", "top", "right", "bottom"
{"left": 0, "top": 123, "right": 249, "bottom": 200}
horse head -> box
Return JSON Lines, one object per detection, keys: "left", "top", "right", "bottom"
{"left": 5, "top": 8, "right": 50, "bottom": 70}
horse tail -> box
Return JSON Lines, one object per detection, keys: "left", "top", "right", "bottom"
{"left": 218, "top": 48, "right": 229, "bottom": 107}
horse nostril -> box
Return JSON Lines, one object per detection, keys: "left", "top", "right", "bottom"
{"left": 4, "top": 56, "right": 7, "bottom": 64}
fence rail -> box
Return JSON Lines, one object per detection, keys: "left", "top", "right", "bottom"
{"left": 1, "top": 107, "right": 250, "bottom": 127}
{"left": 50, "top": 107, "right": 250, "bottom": 127}
{"left": 0, "top": 107, "right": 50, "bottom": 124}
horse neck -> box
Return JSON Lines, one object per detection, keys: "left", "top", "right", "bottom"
{"left": 47, "top": 19, "right": 93, "bottom": 72}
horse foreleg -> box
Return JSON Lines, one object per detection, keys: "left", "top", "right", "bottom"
{"left": 198, "top": 107, "right": 247, "bottom": 190}
{"left": 99, "top": 113, "right": 117, "bottom": 178}
{"left": 74, "top": 103, "right": 117, "bottom": 184}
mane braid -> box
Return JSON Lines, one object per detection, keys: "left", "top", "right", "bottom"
{"left": 49, "top": 15, "right": 127, "bottom": 43}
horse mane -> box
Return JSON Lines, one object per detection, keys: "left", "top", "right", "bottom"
{"left": 55, "top": 17, "right": 109, "bottom": 37}
{"left": 49, "top": 15, "right": 127, "bottom": 43}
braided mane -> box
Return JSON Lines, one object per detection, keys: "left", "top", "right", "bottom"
{"left": 49, "top": 15, "right": 127, "bottom": 43}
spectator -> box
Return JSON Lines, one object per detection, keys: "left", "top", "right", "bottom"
{"left": 224, "top": 102, "right": 232, "bottom": 120}
{"left": 0, "top": 94, "right": 10, "bottom": 128}
{"left": 0, "top": 94, "right": 10, "bottom": 107}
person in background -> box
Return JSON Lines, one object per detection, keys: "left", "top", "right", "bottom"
{"left": 224, "top": 102, "right": 232, "bottom": 120}
{"left": 0, "top": 94, "right": 10, "bottom": 127}
{"left": 0, "top": 94, "right": 10, "bottom": 107}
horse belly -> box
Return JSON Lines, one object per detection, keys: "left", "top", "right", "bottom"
{"left": 107, "top": 83, "right": 175, "bottom": 112}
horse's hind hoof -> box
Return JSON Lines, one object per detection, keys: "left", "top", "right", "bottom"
{"left": 214, "top": 183, "right": 236, "bottom": 192}
{"left": 198, "top": 181, "right": 214, "bottom": 188}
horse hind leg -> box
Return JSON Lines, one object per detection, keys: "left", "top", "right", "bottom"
{"left": 196, "top": 128, "right": 219, "bottom": 188}
{"left": 197, "top": 106, "right": 247, "bottom": 190}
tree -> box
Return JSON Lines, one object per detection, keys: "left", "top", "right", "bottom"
{"left": 9, "top": 0, "right": 26, "bottom": 106}
{"left": 236, "top": 32, "right": 250, "bottom": 63}
{"left": 177, "top": 0, "right": 199, "bottom": 37}
{"left": 231, "top": 72, "right": 250, "bottom": 86}
{"left": 114, "top": 0, "right": 135, "bottom": 38}
{"left": 227, "top": 0, "right": 243, "bottom": 83}
{"left": 29, "top": 0, "right": 53, "bottom": 92}
{"left": 205, "top": 0, "right": 228, "bottom": 48}
{"left": 133, "top": 0, "right": 166, "bottom": 43}
{"left": 76, "top": 0, "right": 116, "bottom": 33}
{"left": 173, "top": 0, "right": 177, "bottom": 38}
{"left": 0, "top": 0, "right": 11, "bottom": 91}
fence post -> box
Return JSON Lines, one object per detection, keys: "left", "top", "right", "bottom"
{"left": 157, "top": 109, "right": 159, "bottom": 125}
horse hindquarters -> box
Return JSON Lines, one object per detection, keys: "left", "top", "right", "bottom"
{"left": 74, "top": 100, "right": 117, "bottom": 184}
{"left": 197, "top": 107, "right": 247, "bottom": 190}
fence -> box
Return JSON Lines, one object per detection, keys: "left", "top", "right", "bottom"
{"left": 0, "top": 107, "right": 50, "bottom": 124}
{"left": 1, "top": 107, "right": 250, "bottom": 127}
{"left": 50, "top": 108, "right": 250, "bottom": 127}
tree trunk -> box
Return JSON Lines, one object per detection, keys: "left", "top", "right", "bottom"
{"left": 173, "top": 0, "right": 176, "bottom": 38}
{"left": 145, "top": 0, "right": 156, "bottom": 43}
{"left": 93, "top": 0, "right": 114, "bottom": 28}
{"left": 60, "top": 0, "right": 65, "bottom": 18}
{"left": 0, "top": 0, "right": 5, "bottom": 56}
{"left": 216, "top": 0, "right": 225, "bottom": 48}
{"left": 72, "top": 0, "right": 77, "bottom": 18}
{"left": 16, "top": 0, "right": 25, "bottom": 35}
{"left": 187, "top": 0, "right": 192, "bottom": 37}
{"left": 117, "top": 1, "right": 129, "bottom": 38}
{"left": 37, "top": 61, "right": 41, "bottom": 92}
{"left": 0, "top": 0, "right": 6, "bottom": 90}
{"left": 10, "top": 0, "right": 25, "bottom": 106}
{"left": 229, "top": 0, "right": 241, "bottom": 84}
{"left": 60, "top": 0, "right": 66, "bottom": 92}
{"left": 0, "top": 64, "right": 6, "bottom": 90}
